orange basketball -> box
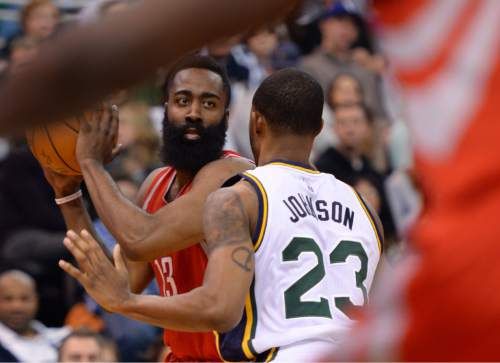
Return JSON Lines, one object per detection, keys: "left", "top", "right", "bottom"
{"left": 27, "top": 118, "right": 81, "bottom": 175}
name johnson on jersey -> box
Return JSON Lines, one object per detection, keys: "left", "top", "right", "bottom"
{"left": 283, "top": 193, "right": 355, "bottom": 230}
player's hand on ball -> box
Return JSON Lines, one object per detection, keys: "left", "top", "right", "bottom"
{"left": 76, "top": 103, "right": 122, "bottom": 166}
{"left": 59, "top": 229, "right": 131, "bottom": 313}
{"left": 42, "top": 167, "right": 82, "bottom": 198}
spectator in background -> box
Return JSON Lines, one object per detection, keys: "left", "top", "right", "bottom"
{"left": 328, "top": 71, "right": 363, "bottom": 105}
{"left": 231, "top": 27, "right": 279, "bottom": 89}
{"left": 108, "top": 102, "right": 161, "bottom": 184}
{"left": 204, "top": 35, "right": 249, "bottom": 84}
{"left": 0, "top": 270, "right": 69, "bottom": 363}
{"left": 1, "top": 0, "right": 85, "bottom": 59}
{"left": 58, "top": 329, "right": 113, "bottom": 362}
{"left": 312, "top": 71, "right": 364, "bottom": 161}
{"left": 225, "top": 27, "right": 290, "bottom": 159}
{"left": 100, "top": 336, "right": 119, "bottom": 362}
{"left": 300, "top": 1, "right": 386, "bottom": 120}
{"left": 0, "top": 140, "right": 76, "bottom": 327}
{"left": 20, "top": 0, "right": 60, "bottom": 42}
{"left": 315, "top": 102, "right": 395, "bottom": 240}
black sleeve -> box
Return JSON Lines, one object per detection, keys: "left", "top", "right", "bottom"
{"left": 221, "top": 174, "right": 243, "bottom": 188}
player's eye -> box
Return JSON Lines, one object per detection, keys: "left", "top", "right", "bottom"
{"left": 176, "top": 97, "right": 190, "bottom": 106}
{"left": 203, "top": 100, "right": 216, "bottom": 108}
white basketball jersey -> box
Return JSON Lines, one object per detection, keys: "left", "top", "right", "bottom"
{"left": 215, "top": 160, "right": 382, "bottom": 361}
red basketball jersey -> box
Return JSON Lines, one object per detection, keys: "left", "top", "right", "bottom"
{"left": 334, "top": 1, "right": 500, "bottom": 361}
{"left": 141, "top": 150, "right": 247, "bottom": 362}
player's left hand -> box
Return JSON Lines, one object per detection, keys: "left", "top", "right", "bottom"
{"left": 76, "top": 103, "right": 122, "bottom": 166}
{"left": 59, "top": 229, "right": 131, "bottom": 313}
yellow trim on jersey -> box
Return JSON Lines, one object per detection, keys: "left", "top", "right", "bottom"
{"left": 352, "top": 188, "right": 382, "bottom": 254}
{"left": 242, "top": 295, "right": 256, "bottom": 360}
{"left": 269, "top": 161, "right": 321, "bottom": 174}
{"left": 213, "top": 331, "right": 225, "bottom": 362}
{"left": 242, "top": 172, "right": 268, "bottom": 252}
{"left": 264, "top": 347, "right": 278, "bottom": 362}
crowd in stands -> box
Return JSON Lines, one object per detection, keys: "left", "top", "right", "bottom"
{"left": 0, "top": 0, "right": 420, "bottom": 361}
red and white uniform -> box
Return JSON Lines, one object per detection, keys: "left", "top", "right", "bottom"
{"left": 141, "top": 150, "right": 246, "bottom": 362}
{"left": 341, "top": 1, "right": 500, "bottom": 360}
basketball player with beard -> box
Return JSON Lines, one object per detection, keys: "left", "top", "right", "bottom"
{"left": 42, "top": 55, "right": 254, "bottom": 361}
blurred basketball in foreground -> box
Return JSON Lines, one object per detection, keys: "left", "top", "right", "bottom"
{"left": 27, "top": 117, "right": 81, "bottom": 175}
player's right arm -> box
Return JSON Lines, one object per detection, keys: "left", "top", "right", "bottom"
{"left": 58, "top": 180, "right": 259, "bottom": 332}
{"left": 76, "top": 107, "right": 255, "bottom": 261}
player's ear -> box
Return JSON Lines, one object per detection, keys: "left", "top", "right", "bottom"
{"left": 253, "top": 110, "right": 265, "bottom": 135}
{"left": 315, "top": 118, "right": 324, "bottom": 136}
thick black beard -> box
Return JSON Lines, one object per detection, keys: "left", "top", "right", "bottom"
{"left": 161, "top": 113, "right": 227, "bottom": 174}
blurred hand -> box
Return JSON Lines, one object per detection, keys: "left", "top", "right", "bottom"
{"left": 42, "top": 167, "right": 82, "bottom": 198}
{"left": 59, "top": 229, "right": 131, "bottom": 313}
{"left": 76, "top": 104, "right": 122, "bottom": 166}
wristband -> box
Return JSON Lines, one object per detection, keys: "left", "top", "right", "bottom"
{"left": 55, "top": 190, "right": 83, "bottom": 205}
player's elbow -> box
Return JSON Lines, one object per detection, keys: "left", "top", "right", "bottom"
{"left": 118, "top": 238, "right": 151, "bottom": 262}
{"left": 199, "top": 291, "right": 243, "bottom": 332}
{"left": 118, "top": 231, "right": 157, "bottom": 262}
{"left": 205, "top": 308, "right": 241, "bottom": 333}
{"left": 120, "top": 246, "right": 142, "bottom": 262}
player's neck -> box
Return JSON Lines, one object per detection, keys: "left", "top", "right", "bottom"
{"left": 175, "top": 169, "right": 196, "bottom": 188}
{"left": 258, "top": 137, "right": 313, "bottom": 167}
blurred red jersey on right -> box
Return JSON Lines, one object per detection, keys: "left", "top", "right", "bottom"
{"left": 341, "top": 0, "right": 500, "bottom": 361}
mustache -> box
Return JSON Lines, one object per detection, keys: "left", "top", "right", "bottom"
{"left": 179, "top": 121, "right": 206, "bottom": 136}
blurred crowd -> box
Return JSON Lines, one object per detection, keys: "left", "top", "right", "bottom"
{"left": 0, "top": 0, "right": 421, "bottom": 361}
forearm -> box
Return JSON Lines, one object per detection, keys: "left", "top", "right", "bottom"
{"left": 0, "top": 0, "right": 298, "bottom": 135}
{"left": 118, "top": 287, "right": 233, "bottom": 332}
{"left": 58, "top": 198, "right": 96, "bottom": 234}
{"left": 58, "top": 197, "right": 112, "bottom": 260}
{"left": 80, "top": 159, "right": 153, "bottom": 258}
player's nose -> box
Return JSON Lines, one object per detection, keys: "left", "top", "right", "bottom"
{"left": 186, "top": 100, "right": 202, "bottom": 121}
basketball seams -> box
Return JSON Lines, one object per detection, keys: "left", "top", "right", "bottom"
{"left": 62, "top": 120, "right": 79, "bottom": 133}
{"left": 43, "top": 124, "right": 80, "bottom": 174}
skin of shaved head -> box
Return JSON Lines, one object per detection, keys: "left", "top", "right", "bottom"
{"left": 0, "top": 270, "right": 38, "bottom": 335}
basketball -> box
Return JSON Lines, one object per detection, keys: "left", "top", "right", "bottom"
{"left": 27, "top": 117, "right": 81, "bottom": 176}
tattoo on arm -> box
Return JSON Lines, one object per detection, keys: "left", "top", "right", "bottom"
{"left": 231, "top": 246, "right": 253, "bottom": 272}
{"left": 204, "top": 189, "right": 254, "bottom": 273}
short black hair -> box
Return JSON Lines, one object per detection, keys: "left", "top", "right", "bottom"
{"left": 163, "top": 54, "right": 231, "bottom": 107}
{"left": 252, "top": 69, "right": 323, "bottom": 135}
{"left": 332, "top": 102, "right": 374, "bottom": 124}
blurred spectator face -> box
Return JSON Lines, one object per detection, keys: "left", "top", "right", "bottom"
{"left": 59, "top": 336, "right": 101, "bottom": 362}
{"left": 22, "top": 0, "right": 59, "bottom": 40}
{"left": 320, "top": 15, "right": 358, "bottom": 52}
{"left": 247, "top": 29, "right": 278, "bottom": 59}
{"left": 0, "top": 271, "right": 38, "bottom": 335}
{"left": 355, "top": 178, "right": 381, "bottom": 213}
{"left": 329, "top": 74, "right": 362, "bottom": 106}
{"left": 100, "top": 339, "right": 118, "bottom": 362}
{"left": 333, "top": 104, "right": 370, "bottom": 153}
